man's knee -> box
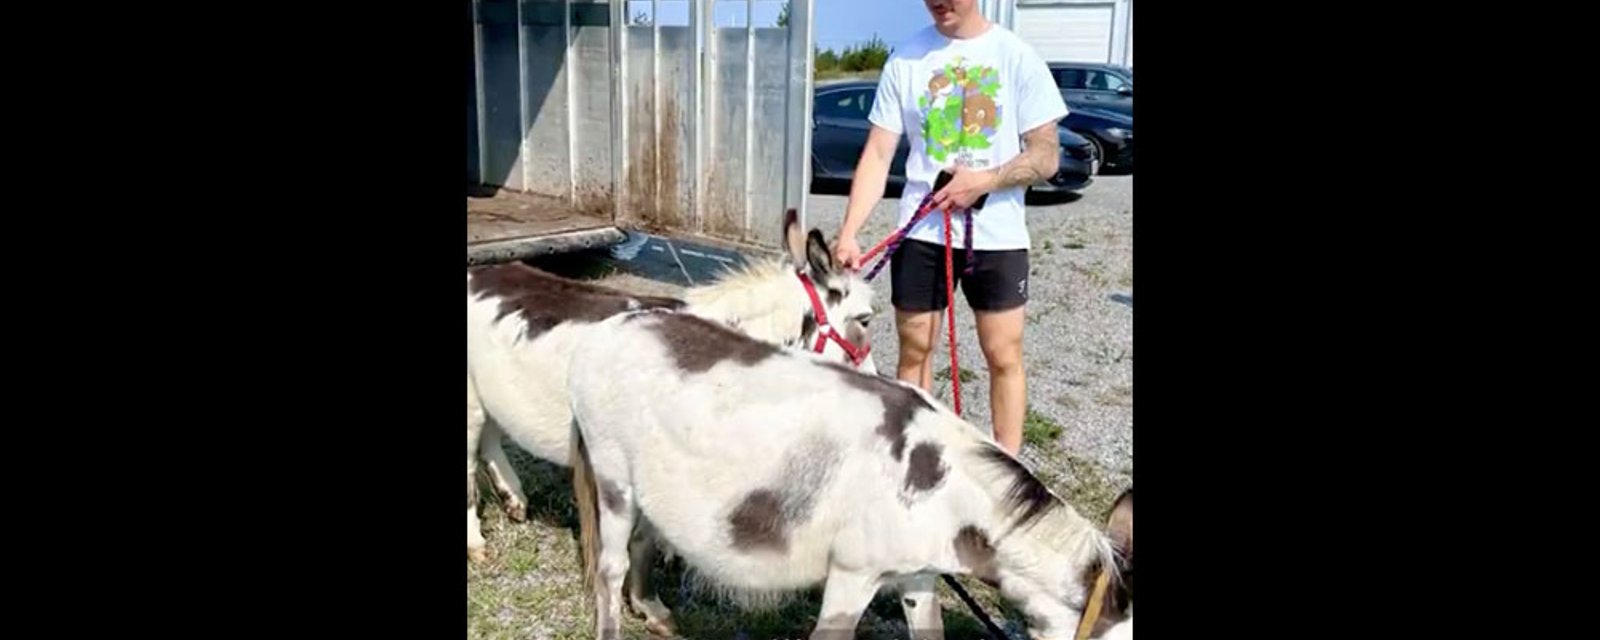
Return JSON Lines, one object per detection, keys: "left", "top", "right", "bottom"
{"left": 982, "top": 340, "right": 1024, "bottom": 374}
{"left": 896, "top": 312, "right": 937, "bottom": 362}
{"left": 976, "top": 309, "right": 1026, "bottom": 374}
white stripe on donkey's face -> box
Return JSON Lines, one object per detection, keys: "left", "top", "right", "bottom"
{"left": 568, "top": 311, "right": 1133, "bottom": 640}
{"left": 465, "top": 211, "right": 878, "bottom": 562}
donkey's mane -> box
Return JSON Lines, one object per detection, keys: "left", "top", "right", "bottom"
{"left": 973, "top": 445, "right": 1062, "bottom": 530}
{"left": 679, "top": 256, "right": 804, "bottom": 335}
{"left": 682, "top": 256, "right": 795, "bottom": 307}
{"left": 951, "top": 434, "right": 1125, "bottom": 595}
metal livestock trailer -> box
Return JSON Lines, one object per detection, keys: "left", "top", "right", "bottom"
{"left": 466, "top": 0, "right": 817, "bottom": 266}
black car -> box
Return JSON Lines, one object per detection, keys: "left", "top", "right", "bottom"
{"left": 810, "top": 80, "right": 1096, "bottom": 195}
{"left": 1047, "top": 62, "right": 1133, "bottom": 174}
{"left": 1048, "top": 62, "right": 1133, "bottom": 117}
{"left": 1062, "top": 105, "right": 1133, "bottom": 174}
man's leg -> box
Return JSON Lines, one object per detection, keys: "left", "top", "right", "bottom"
{"left": 890, "top": 240, "right": 947, "bottom": 393}
{"left": 896, "top": 310, "right": 941, "bottom": 391}
{"left": 975, "top": 307, "right": 1026, "bottom": 454}
{"left": 965, "top": 249, "right": 1030, "bottom": 455}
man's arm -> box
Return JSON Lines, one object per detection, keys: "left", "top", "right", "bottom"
{"left": 929, "top": 121, "right": 1060, "bottom": 212}
{"left": 990, "top": 121, "right": 1060, "bottom": 190}
{"left": 839, "top": 124, "right": 902, "bottom": 244}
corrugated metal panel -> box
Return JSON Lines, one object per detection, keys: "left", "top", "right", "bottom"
{"left": 706, "top": 27, "right": 749, "bottom": 240}
{"left": 1014, "top": 4, "right": 1114, "bottom": 63}
{"left": 571, "top": 0, "right": 615, "bottom": 215}
{"left": 747, "top": 27, "right": 790, "bottom": 248}
{"left": 477, "top": 0, "right": 525, "bottom": 190}
{"left": 466, "top": 0, "right": 815, "bottom": 251}
{"left": 624, "top": 25, "right": 659, "bottom": 227}
{"left": 520, "top": 0, "right": 572, "bottom": 197}
{"left": 657, "top": 26, "right": 695, "bottom": 232}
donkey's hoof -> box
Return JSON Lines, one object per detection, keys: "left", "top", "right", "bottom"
{"left": 503, "top": 500, "right": 527, "bottom": 523}
{"left": 467, "top": 546, "right": 489, "bottom": 564}
{"left": 643, "top": 617, "right": 676, "bottom": 638}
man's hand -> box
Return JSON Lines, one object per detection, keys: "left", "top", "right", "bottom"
{"left": 834, "top": 234, "right": 863, "bottom": 270}
{"left": 930, "top": 165, "right": 999, "bottom": 213}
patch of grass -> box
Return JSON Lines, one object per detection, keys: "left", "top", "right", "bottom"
{"left": 935, "top": 365, "right": 977, "bottom": 384}
{"left": 1042, "top": 239, "right": 1054, "bottom": 252}
{"left": 1064, "top": 241, "right": 1087, "bottom": 250}
{"left": 1060, "top": 454, "right": 1126, "bottom": 520}
{"left": 1023, "top": 407, "right": 1064, "bottom": 448}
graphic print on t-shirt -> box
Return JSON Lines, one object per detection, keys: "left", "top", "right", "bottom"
{"left": 916, "top": 56, "right": 1002, "bottom": 168}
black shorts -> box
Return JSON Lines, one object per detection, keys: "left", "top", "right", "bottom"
{"left": 889, "top": 238, "right": 1030, "bottom": 313}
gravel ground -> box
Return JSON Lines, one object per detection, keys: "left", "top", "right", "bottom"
{"left": 467, "top": 175, "right": 1134, "bottom": 639}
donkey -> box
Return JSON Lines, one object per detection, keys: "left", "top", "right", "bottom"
{"left": 567, "top": 308, "right": 1134, "bottom": 639}
{"left": 467, "top": 212, "right": 879, "bottom": 562}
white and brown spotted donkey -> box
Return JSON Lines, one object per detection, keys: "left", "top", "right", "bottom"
{"left": 466, "top": 212, "right": 880, "bottom": 562}
{"left": 567, "top": 306, "right": 1134, "bottom": 639}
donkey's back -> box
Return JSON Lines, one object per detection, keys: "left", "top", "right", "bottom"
{"left": 467, "top": 263, "right": 683, "bottom": 461}
{"left": 569, "top": 309, "right": 948, "bottom": 590}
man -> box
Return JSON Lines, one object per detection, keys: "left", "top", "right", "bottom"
{"left": 834, "top": 0, "right": 1067, "bottom": 455}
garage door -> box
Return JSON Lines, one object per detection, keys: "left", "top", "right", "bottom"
{"left": 1014, "top": 3, "right": 1115, "bottom": 63}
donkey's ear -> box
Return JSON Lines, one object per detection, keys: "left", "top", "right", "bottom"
{"left": 1106, "top": 488, "right": 1133, "bottom": 559}
{"left": 805, "top": 229, "right": 836, "bottom": 277}
{"left": 784, "top": 209, "right": 807, "bottom": 270}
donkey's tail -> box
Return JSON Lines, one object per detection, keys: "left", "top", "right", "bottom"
{"left": 570, "top": 419, "right": 601, "bottom": 610}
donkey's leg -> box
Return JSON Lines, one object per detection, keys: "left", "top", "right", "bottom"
{"left": 895, "top": 574, "right": 944, "bottom": 640}
{"left": 810, "top": 568, "right": 882, "bottom": 640}
{"left": 479, "top": 422, "right": 527, "bottom": 523}
{"left": 624, "top": 519, "right": 676, "bottom": 637}
{"left": 466, "top": 374, "right": 489, "bottom": 563}
{"left": 593, "top": 486, "right": 637, "bottom": 640}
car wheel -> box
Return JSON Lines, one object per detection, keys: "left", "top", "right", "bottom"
{"left": 1084, "top": 137, "right": 1106, "bottom": 175}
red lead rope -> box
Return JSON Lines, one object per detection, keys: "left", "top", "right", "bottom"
{"left": 941, "top": 206, "right": 963, "bottom": 416}
{"left": 858, "top": 170, "right": 983, "bottom": 416}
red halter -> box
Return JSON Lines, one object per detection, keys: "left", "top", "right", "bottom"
{"left": 796, "top": 272, "right": 871, "bottom": 367}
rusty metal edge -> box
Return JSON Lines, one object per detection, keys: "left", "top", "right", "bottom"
{"left": 465, "top": 226, "right": 628, "bottom": 266}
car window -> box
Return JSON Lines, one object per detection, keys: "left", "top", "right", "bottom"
{"left": 1052, "top": 68, "right": 1087, "bottom": 90}
{"left": 815, "top": 89, "right": 870, "bottom": 119}
{"left": 1086, "top": 70, "right": 1130, "bottom": 92}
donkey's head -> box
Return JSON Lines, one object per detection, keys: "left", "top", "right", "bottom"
{"left": 782, "top": 209, "right": 879, "bottom": 374}
{"left": 1076, "top": 488, "right": 1133, "bottom": 638}
{"left": 1022, "top": 487, "right": 1132, "bottom": 640}
{"left": 968, "top": 451, "right": 1133, "bottom": 640}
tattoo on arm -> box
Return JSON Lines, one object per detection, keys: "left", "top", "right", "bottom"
{"left": 992, "top": 123, "right": 1060, "bottom": 190}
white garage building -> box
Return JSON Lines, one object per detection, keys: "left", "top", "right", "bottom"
{"left": 981, "top": 0, "right": 1133, "bottom": 67}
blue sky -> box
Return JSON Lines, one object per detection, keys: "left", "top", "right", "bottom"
{"left": 626, "top": 1, "right": 932, "bottom": 52}
{"left": 813, "top": 0, "right": 931, "bottom": 52}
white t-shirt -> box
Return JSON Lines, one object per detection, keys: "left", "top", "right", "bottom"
{"left": 867, "top": 24, "right": 1069, "bottom": 251}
